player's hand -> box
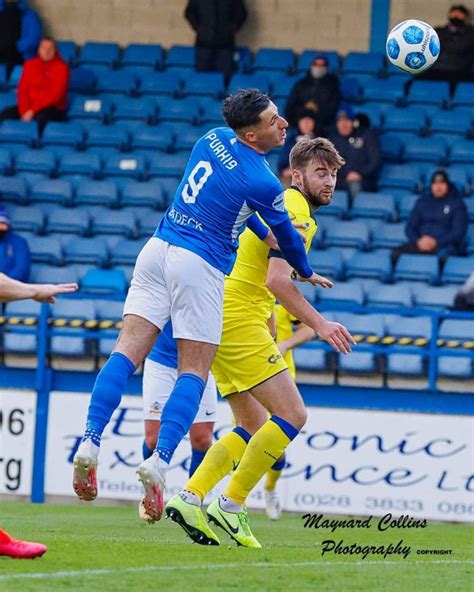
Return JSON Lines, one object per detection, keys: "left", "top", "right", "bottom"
{"left": 316, "top": 320, "right": 356, "bottom": 354}
{"left": 296, "top": 272, "right": 333, "bottom": 288}
{"left": 277, "top": 342, "right": 288, "bottom": 356}
{"left": 33, "top": 283, "right": 78, "bottom": 303}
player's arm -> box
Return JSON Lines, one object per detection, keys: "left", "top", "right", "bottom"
{"left": 0, "top": 273, "right": 78, "bottom": 303}
{"left": 278, "top": 322, "right": 316, "bottom": 357}
{"left": 247, "top": 213, "right": 307, "bottom": 251}
{"left": 265, "top": 259, "right": 355, "bottom": 354}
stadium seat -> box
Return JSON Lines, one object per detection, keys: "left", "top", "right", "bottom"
{"left": 0, "top": 121, "right": 38, "bottom": 146}
{"left": 407, "top": 80, "right": 450, "bottom": 106}
{"left": 0, "top": 147, "right": 12, "bottom": 173}
{"left": 428, "top": 109, "right": 473, "bottom": 137}
{"left": 394, "top": 254, "right": 439, "bottom": 284}
{"left": 441, "top": 256, "right": 474, "bottom": 284}
{"left": 174, "top": 126, "right": 209, "bottom": 153}
{"left": 165, "top": 45, "right": 195, "bottom": 69}
{"left": 110, "top": 238, "right": 147, "bottom": 265}
{"left": 317, "top": 282, "right": 364, "bottom": 306}
{"left": 43, "top": 122, "right": 84, "bottom": 148}
{"left": 253, "top": 48, "right": 295, "bottom": 73}
{"left": 0, "top": 63, "right": 6, "bottom": 87}
{"left": 69, "top": 67, "right": 96, "bottom": 94}
{"left": 103, "top": 154, "right": 146, "bottom": 179}
{"left": 139, "top": 71, "right": 182, "bottom": 97}
{"left": 334, "top": 312, "right": 385, "bottom": 338}
{"left": 379, "top": 133, "right": 404, "bottom": 162}
{"left": 63, "top": 236, "right": 109, "bottom": 266}
{"left": 158, "top": 177, "right": 179, "bottom": 204}
{"left": 28, "top": 236, "right": 63, "bottom": 265}
{"left": 58, "top": 152, "right": 102, "bottom": 177}
{"left": 378, "top": 164, "right": 421, "bottom": 192}
{"left": 449, "top": 139, "right": 474, "bottom": 165}
{"left": 350, "top": 192, "right": 396, "bottom": 221}
{"left": 79, "top": 42, "right": 120, "bottom": 67}
{"left": 30, "top": 264, "right": 78, "bottom": 285}
{"left": 438, "top": 356, "right": 473, "bottom": 378}
{"left": 293, "top": 348, "right": 327, "bottom": 372}
{"left": 69, "top": 96, "right": 111, "bottom": 121}
{"left": 467, "top": 224, "right": 474, "bottom": 254}
{"left": 297, "top": 50, "right": 340, "bottom": 73}
{"left": 121, "top": 43, "right": 163, "bottom": 70}
{"left": 183, "top": 72, "right": 225, "bottom": 98}
{"left": 15, "top": 149, "right": 56, "bottom": 175}
{"left": 414, "top": 285, "right": 459, "bottom": 309}
{"left": 49, "top": 298, "right": 96, "bottom": 357}
{"left": 397, "top": 193, "right": 418, "bottom": 221}
{"left": 85, "top": 124, "right": 130, "bottom": 150}
{"left": 158, "top": 97, "right": 200, "bottom": 124}
{"left": 81, "top": 268, "right": 127, "bottom": 296}
{"left": 346, "top": 250, "right": 392, "bottom": 282}
{"left": 147, "top": 152, "right": 189, "bottom": 178}
{"left": 387, "top": 353, "right": 424, "bottom": 375}
{"left": 56, "top": 40, "right": 77, "bottom": 65}
{"left": 371, "top": 222, "right": 406, "bottom": 248}
{"left": 362, "top": 77, "right": 406, "bottom": 104}
{"left": 343, "top": 51, "right": 384, "bottom": 75}
{"left": 8, "top": 65, "right": 22, "bottom": 88}
{"left": 9, "top": 206, "right": 44, "bottom": 234}
{"left": 130, "top": 124, "right": 173, "bottom": 153}
{"left": 385, "top": 314, "right": 432, "bottom": 340}
{"left": 47, "top": 207, "right": 90, "bottom": 236}
{"left": 383, "top": 108, "right": 427, "bottom": 134}
{"left": 30, "top": 178, "right": 73, "bottom": 206}
{"left": 75, "top": 179, "right": 119, "bottom": 207}
{"left": 465, "top": 198, "right": 474, "bottom": 223}
{"left": 318, "top": 190, "right": 348, "bottom": 218}
{"left": 0, "top": 176, "right": 28, "bottom": 204}
{"left": 112, "top": 97, "right": 157, "bottom": 123}
{"left": 403, "top": 136, "right": 448, "bottom": 165}
{"left": 338, "top": 351, "right": 377, "bottom": 373}
{"left": 228, "top": 74, "right": 270, "bottom": 95}
{"left": 451, "top": 82, "right": 474, "bottom": 107}
{"left": 307, "top": 248, "right": 345, "bottom": 280}
{"left": 325, "top": 220, "right": 370, "bottom": 249}
{"left": 439, "top": 319, "right": 474, "bottom": 342}
{"left": 198, "top": 98, "right": 225, "bottom": 125}
{"left": 340, "top": 76, "right": 362, "bottom": 102}
{"left": 120, "top": 180, "right": 165, "bottom": 209}
{"left": 367, "top": 284, "right": 412, "bottom": 307}
{"left": 134, "top": 208, "right": 164, "bottom": 236}
{"left": 96, "top": 70, "right": 137, "bottom": 95}
{"left": 271, "top": 75, "right": 302, "bottom": 100}
{"left": 91, "top": 207, "right": 137, "bottom": 237}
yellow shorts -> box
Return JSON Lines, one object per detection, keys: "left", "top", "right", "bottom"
{"left": 212, "top": 311, "right": 288, "bottom": 397}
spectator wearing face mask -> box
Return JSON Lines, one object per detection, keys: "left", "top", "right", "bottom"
{"left": 0, "top": 206, "right": 31, "bottom": 282}
{"left": 285, "top": 55, "right": 341, "bottom": 128}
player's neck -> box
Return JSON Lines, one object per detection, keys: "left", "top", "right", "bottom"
{"left": 291, "top": 184, "right": 316, "bottom": 212}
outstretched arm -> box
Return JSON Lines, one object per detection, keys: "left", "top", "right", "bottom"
{"left": 0, "top": 273, "right": 78, "bottom": 303}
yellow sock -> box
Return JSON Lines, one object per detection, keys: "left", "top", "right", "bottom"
{"left": 265, "top": 468, "right": 282, "bottom": 492}
{"left": 225, "top": 417, "right": 298, "bottom": 505}
{"left": 185, "top": 428, "right": 249, "bottom": 500}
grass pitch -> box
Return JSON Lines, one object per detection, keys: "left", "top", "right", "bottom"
{"left": 0, "top": 502, "right": 472, "bottom": 591}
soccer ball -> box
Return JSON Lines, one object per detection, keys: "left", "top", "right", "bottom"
{"left": 386, "top": 20, "right": 440, "bottom": 74}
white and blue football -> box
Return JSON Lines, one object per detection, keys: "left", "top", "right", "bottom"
{"left": 386, "top": 19, "right": 440, "bottom": 74}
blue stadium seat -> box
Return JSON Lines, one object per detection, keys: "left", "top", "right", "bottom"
{"left": 465, "top": 199, "right": 474, "bottom": 224}
{"left": 0, "top": 92, "right": 16, "bottom": 113}
{"left": 398, "top": 193, "right": 418, "bottom": 221}
{"left": 63, "top": 236, "right": 109, "bottom": 266}
{"left": 228, "top": 74, "right": 270, "bottom": 95}
{"left": 147, "top": 152, "right": 189, "bottom": 178}
{"left": 297, "top": 50, "right": 340, "bottom": 73}
{"left": 0, "top": 176, "right": 28, "bottom": 204}
{"left": 0, "top": 63, "right": 7, "bottom": 86}
{"left": 271, "top": 75, "right": 302, "bottom": 100}
{"left": 81, "top": 268, "right": 127, "bottom": 296}
{"left": 30, "top": 264, "right": 77, "bottom": 284}
{"left": 325, "top": 220, "right": 370, "bottom": 249}
{"left": 439, "top": 319, "right": 474, "bottom": 342}
{"left": 58, "top": 152, "right": 102, "bottom": 177}
{"left": 438, "top": 356, "right": 473, "bottom": 378}
{"left": 95, "top": 299, "right": 124, "bottom": 321}
{"left": 378, "top": 164, "right": 421, "bottom": 192}
{"left": 133, "top": 208, "right": 164, "bottom": 236}
{"left": 383, "top": 108, "right": 427, "bottom": 134}
{"left": 112, "top": 96, "right": 157, "bottom": 123}
{"left": 110, "top": 238, "right": 147, "bottom": 265}
{"left": 467, "top": 224, "right": 474, "bottom": 254}
{"left": 346, "top": 250, "right": 392, "bottom": 282}
{"left": 158, "top": 97, "right": 200, "bottom": 124}
{"left": 49, "top": 298, "right": 96, "bottom": 358}
{"left": 121, "top": 44, "right": 163, "bottom": 69}
{"left": 307, "top": 248, "right": 345, "bottom": 280}
{"left": 9, "top": 205, "right": 44, "bottom": 233}
{"left": 0, "top": 121, "right": 38, "bottom": 146}
{"left": 441, "top": 256, "right": 474, "bottom": 284}
{"left": 103, "top": 153, "right": 146, "bottom": 179}
{"left": 85, "top": 124, "right": 129, "bottom": 150}
{"left": 165, "top": 45, "right": 195, "bottom": 69}
{"left": 371, "top": 222, "right": 406, "bottom": 248}
{"left": 131, "top": 124, "right": 173, "bottom": 152}
{"left": 340, "top": 76, "right": 362, "bottom": 102}
{"left": 403, "top": 136, "right": 448, "bottom": 165}
{"left": 394, "top": 254, "right": 439, "bottom": 283}
{"left": 380, "top": 133, "right": 404, "bottom": 162}
{"left": 183, "top": 72, "right": 225, "bottom": 98}
{"left": 139, "top": 71, "right": 182, "bottom": 97}
{"left": 363, "top": 77, "right": 406, "bottom": 104}
{"left": 0, "top": 147, "right": 11, "bottom": 173}
{"left": 56, "top": 40, "right": 77, "bottom": 64}
{"left": 8, "top": 65, "right": 22, "bottom": 88}
{"left": 317, "top": 282, "right": 364, "bottom": 306}
{"left": 47, "top": 207, "right": 90, "bottom": 236}
{"left": 387, "top": 353, "right": 424, "bottom": 375}
{"left": 385, "top": 315, "right": 432, "bottom": 341}
{"left": 198, "top": 98, "right": 224, "bottom": 125}
{"left": 429, "top": 109, "right": 473, "bottom": 137}
{"left": 293, "top": 348, "right": 327, "bottom": 372}
{"left": 414, "top": 285, "right": 458, "bottom": 309}
{"left": 91, "top": 207, "right": 137, "bottom": 237}
{"left": 407, "top": 80, "right": 450, "bottom": 106}
{"left": 75, "top": 179, "right": 118, "bottom": 207}
{"left": 79, "top": 42, "right": 120, "bottom": 67}
{"left": 253, "top": 48, "right": 295, "bottom": 73}
{"left": 28, "top": 236, "right": 63, "bottom": 265}
{"left": 320, "top": 190, "right": 349, "bottom": 218}
{"left": 120, "top": 180, "right": 165, "bottom": 209}
{"left": 174, "top": 126, "right": 209, "bottom": 153}
{"left": 15, "top": 149, "right": 56, "bottom": 175}
{"left": 367, "top": 284, "right": 412, "bottom": 307}
{"left": 343, "top": 51, "right": 384, "bottom": 75}
{"left": 30, "top": 178, "right": 73, "bottom": 206}
{"left": 69, "top": 67, "right": 96, "bottom": 94}
{"left": 338, "top": 351, "right": 377, "bottom": 373}
{"left": 43, "top": 122, "right": 84, "bottom": 148}
{"left": 350, "top": 192, "right": 396, "bottom": 221}
{"left": 69, "top": 96, "right": 111, "bottom": 121}
{"left": 96, "top": 70, "right": 137, "bottom": 95}
{"left": 335, "top": 312, "right": 385, "bottom": 338}
{"left": 450, "top": 139, "right": 474, "bottom": 165}
{"left": 451, "top": 82, "right": 474, "bottom": 107}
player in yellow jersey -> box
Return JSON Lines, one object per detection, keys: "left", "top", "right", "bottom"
{"left": 166, "top": 138, "right": 355, "bottom": 547}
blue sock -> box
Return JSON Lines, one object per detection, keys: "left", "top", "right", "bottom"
{"left": 142, "top": 441, "right": 153, "bottom": 460}
{"left": 189, "top": 448, "right": 207, "bottom": 477}
{"left": 84, "top": 352, "right": 136, "bottom": 446}
{"left": 271, "top": 453, "right": 286, "bottom": 471}
{"left": 156, "top": 373, "right": 206, "bottom": 465}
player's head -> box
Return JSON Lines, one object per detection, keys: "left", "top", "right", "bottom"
{"left": 289, "top": 138, "right": 345, "bottom": 208}
{"left": 222, "top": 88, "right": 288, "bottom": 153}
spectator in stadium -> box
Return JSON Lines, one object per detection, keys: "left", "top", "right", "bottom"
{"left": 423, "top": 4, "right": 474, "bottom": 89}
{"left": 0, "top": 206, "right": 31, "bottom": 282}
{"left": 0, "top": 36, "right": 69, "bottom": 133}
{"left": 0, "top": 0, "right": 41, "bottom": 76}
{"left": 453, "top": 273, "right": 474, "bottom": 311}
{"left": 285, "top": 55, "right": 340, "bottom": 128}
{"left": 391, "top": 170, "right": 468, "bottom": 264}
{"left": 277, "top": 109, "right": 323, "bottom": 185}
{"left": 184, "top": 0, "right": 247, "bottom": 83}
{"left": 328, "top": 105, "right": 382, "bottom": 202}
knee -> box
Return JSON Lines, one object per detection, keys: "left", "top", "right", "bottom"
{"left": 191, "top": 432, "right": 213, "bottom": 451}
{"left": 292, "top": 405, "right": 307, "bottom": 431}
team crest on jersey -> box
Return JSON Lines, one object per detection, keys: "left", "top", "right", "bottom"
{"left": 272, "top": 193, "right": 286, "bottom": 212}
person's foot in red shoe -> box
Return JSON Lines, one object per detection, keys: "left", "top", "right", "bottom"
{"left": 0, "top": 528, "right": 47, "bottom": 559}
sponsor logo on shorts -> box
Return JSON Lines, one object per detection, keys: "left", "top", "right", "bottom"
{"left": 205, "top": 410, "right": 215, "bottom": 416}
{"left": 268, "top": 353, "right": 282, "bottom": 364}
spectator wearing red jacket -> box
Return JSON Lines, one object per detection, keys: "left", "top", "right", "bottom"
{"left": 0, "top": 36, "right": 69, "bottom": 132}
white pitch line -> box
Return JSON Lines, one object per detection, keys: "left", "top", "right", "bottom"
{"left": 1, "top": 560, "right": 473, "bottom": 581}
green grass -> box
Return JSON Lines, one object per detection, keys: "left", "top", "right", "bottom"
{"left": 0, "top": 502, "right": 472, "bottom": 591}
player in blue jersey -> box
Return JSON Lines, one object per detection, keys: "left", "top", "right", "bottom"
{"left": 72, "top": 89, "right": 341, "bottom": 518}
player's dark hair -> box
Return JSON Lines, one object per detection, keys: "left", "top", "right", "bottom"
{"left": 222, "top": 88, "right": 271, "bottom": 131}
{"left": 289, "top": 137, "right": 345, "bottom": 171}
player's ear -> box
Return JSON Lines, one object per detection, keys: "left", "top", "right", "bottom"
{"left": 292, "top": 168, "right": 303, "bottom": 185}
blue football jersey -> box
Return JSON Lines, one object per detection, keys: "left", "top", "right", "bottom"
{"left": 147, "top": 320, "right": 177, "bottom": 369}
{"left": 155, "top": 127, "right": 289, "bottom": 275}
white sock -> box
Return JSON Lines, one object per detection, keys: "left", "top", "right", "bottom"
{"left": 180, "top": 490, "right": 201, "bottom": 506}
{"left": 157, "top": 457, "right": 169, "bottom": 475}
{"left": 219, "top": 494, "right": 243, "bottom": 514}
